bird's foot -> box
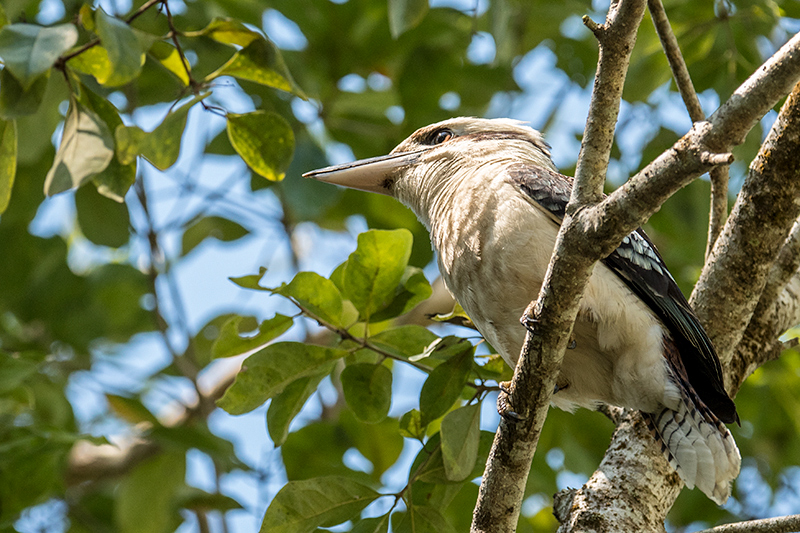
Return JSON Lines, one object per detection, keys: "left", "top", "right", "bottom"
{"left": 567, "top": 338, "right": 577, "bottom": 349}
{"left": 497, "top": 381, "right": 526, "bottom": 421}
{"left": 520, "top": 314, "right": 539, "bottom": 335}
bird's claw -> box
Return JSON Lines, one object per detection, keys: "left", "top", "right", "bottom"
{"left": 497, "top": 381, "right": 527, "bottom": 421}
{"left": 568, "top": 338, "right": 577, "bottom": 349}
{"left": 520, "top": 314, "right": 539, "bottom": 334}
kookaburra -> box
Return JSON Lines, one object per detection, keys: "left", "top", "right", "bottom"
{"left": 304, "top": 117, "right": 740, "bottom": 504}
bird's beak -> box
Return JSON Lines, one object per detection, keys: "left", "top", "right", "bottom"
{"left": 302, "top": 149, "right": 429, "bottom": 195}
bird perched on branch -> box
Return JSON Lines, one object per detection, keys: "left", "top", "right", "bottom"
{"left": 304, "top": 117, "right": 740, "bottom": 504}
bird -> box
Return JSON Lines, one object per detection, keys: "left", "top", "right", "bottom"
{"left": 303, "top": 117, "right": 740, "bottom": 504}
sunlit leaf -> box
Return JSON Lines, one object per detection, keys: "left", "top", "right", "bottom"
{"left": 388, "top": 0, "right": 429, "bottom": 38}
{"left": 94, "top": 9, "right": 157, "bottom": 87}
{"left": 0, "top": 118, "right": 16, "bottom": 214}
{"left": 148, "top": 41, "right": 190, "bottom": 86}
{"left": 229, "top": 267, "right": 269, "bottom": 291}
{"left": 227, "top": 110, "right": 295, "bottom": 181}
{"left": 184, "top": 17, "right": 261, "bottom": 47}
{"left": 78, "top": 4, "right": 95, "bottom": 32}
{"left": 399, "top": 409, "right": 424, "bottom": 439}
{"left": 67, "top": 45, "right": 111, "bottom": 83}
{"left": 368, "top": 325, "right": 439, "bottom": 360}
{"left": 271, "top": 271, "right": 344, "bottom": 327}
{"left": 342, "top": 229, "right": 413, "bottom": 320}
{"left": 211, "top": 314, "right": 293, "bottom": 358}
{"left": 440, "top": 403, "right": 480, "bottom": 481}
{"left": 217, "top": 342, "right": 348, "bottom": 415}
{"left": 369, "top": 266, "right": 432, "bottom": 322}
{"left": 261, "top": 476, "right": 380, "bottom": 533}
{"left": 44, "top": 98, "right": 114, "bottom": 196}
{"left": 182, "top": 215, "right": 249, "bottom": 255}
{"left": 0, "top": 23, "right": 78, "bottom": 88}
{"left": 208, "top": 38, "right": 305, "bottom": 98}
{"left": 419, "top": 346, "right": 473, "bottom": 425}
{"left": 341, "top": 363, "right": 392, "bottom": 423}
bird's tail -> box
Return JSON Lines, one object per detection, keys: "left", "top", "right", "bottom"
{"left": 643, "top": 382, "right": 741, "bottom": 505}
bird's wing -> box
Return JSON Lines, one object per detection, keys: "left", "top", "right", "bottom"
{"left": 506, "top": 163, "right": 737, "bottom": 424}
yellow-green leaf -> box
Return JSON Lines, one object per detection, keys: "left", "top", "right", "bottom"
{"left": 148, "top": 41, "right": 189, "bottom": 86}
{"left": 208, "top": 38, "right": 305, "bottom": 98}
{"left": 95, "top": 9, "right": 157, "bottom": 87}
{"left": 184, "top": 17, "right": 261, "bottom": 47}
{"left": 67, "top": 45, "right": 111, "bottom": 83}
{"left": 226, "top": 110, "right": 294, "bottom": 181}
{"left": 0, "top": 23, "right": 78, "bottom": 88}
{"left": 0, "top": 118, "right": 16, "bottom": 214}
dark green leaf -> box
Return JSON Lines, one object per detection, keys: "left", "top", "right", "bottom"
{"left": 0, "top": 23, "right": 78, "bottom": 88}
{"left": 217, "top": 342, "right": 348, "bottom": 415}
{"left": 419, "top": 347, "right": 473, "bottom": 425}
{"left": 272, "top": 271, "right": 344, "bottom": 327}
{"left": 208, "top": 38, "right": 305, "bottom": 98}
{"left": 211, "top": 314, "right": 293, "bottom": 358}
{"left": 227, "top": 110, "right": 295, "bottom": 181}
{"left": 388, "top": 0, "right": 429, "bottom": 38}
{"left": 116, "top": 451, "right": 185, "bottom": 533}
{"left": 350, "top": 514, "right": 390, "bottom": 533}
{"left": 116, "top": 93, "right": 207, "bottom": 171}
{"left": 44, "top": 98, "right": 114, "bottom": 196}
{"left": 0, "top": 68, "right": 49, "bottom": 118}
{"left": 94, "top": 10, "right": 157, "bottom": 87}
{"left": 343, "top": 229, "right": 413, "bottom": 319}
{"left": 0, "top": 117, "right": 16, "bottom": 213}
{"left": 341, "top": 363, "right": 392, "bottom": 423}
{"left": 260, "top": 476, "right": 380, "bottom": 533}
{"left": 175, "top": 487, "right": 242, "bottom": 512}
{"left": 75, "top": 184, "right": 130, "bottom": 247}
{"left": 412, "top": 431, "right": 494, "bottom": 485}
{"left": 267, "top": 373, "right": 327, "bottom": 447}
{"left": 391, "top": 506, "right": 457, "bottom": 533}
{"left": 369, "top": 266, "right": 432, "bottom": 322}
{"left": 0, "top": 354, "right": 38, "bottom": 393}
{"left": 440, "top": 403, "right": 481, "bottom": 481}
{"left": 182, "top": 215, "right": 249, "bottom": 256}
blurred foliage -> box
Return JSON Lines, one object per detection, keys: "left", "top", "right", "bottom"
{"left": 0, "top": 0, "right": 799, "bottom": 531}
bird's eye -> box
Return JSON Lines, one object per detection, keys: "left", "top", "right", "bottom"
{"left": 431, "top": 129, "right": 453, "bottom": 145}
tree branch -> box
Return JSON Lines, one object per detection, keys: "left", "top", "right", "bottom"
{"left": 694, "top": 514, "right": 800, "bottom": 533}
{"left": 471, "top": 2, "right": 648, "bottom": 531}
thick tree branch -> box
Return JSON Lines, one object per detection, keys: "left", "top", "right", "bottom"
{"left": 695, "top": 513, "right": 800, "bottom": 533}
{"left": 691, "top": 79, "right": 800, "bottom": 366}
{"left": 471, "top": 2, "right": 648, "bottom": 531}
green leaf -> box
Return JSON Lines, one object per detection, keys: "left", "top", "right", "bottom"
{"left": 368, "top": 325, "right": 439, "bottom": 360}
{"left": 261, "top": 476, "right": 380, "bottom": 533}
{"left": 75, "top": 184, "right": 130, "bottom": 247}
{"left": 0, "top": 117, "right": 16, "bottom": 214}
{"left": 44, "top": 98, "right": 114, "bottom": 196}
{"left": 419, "top": 346, "right": 473, "bottom": 425}
{"left": 0, "top": 23, "right": 78, "bottom": 89}
{"left": 0, "top": 67, "right": 49, "bottom": 118}
{"left": 116, "top": 93, "right": 207, "bottom": 170}
{"left": 412, "top": 431, "right": 494, "bottom": 485}
{"left": 340, "top": 412, "right": 404, "bottom": 480}
{"left": 105, "top": 394, "right": 159, "bottom": 425}
{"left": 440, "top": 403, "right": 481, "bottom": 481}
{"left": 217, "top": 342, "right": 347, "bottom": 415}
{"left": 116, "top": 451, "right": 185, "bottom": 533}
{"left": 211, "top": 314, "right": 293, "bottom": 358}
{"left": 388, "top": 0, "right": 430, "bottom": 38}
{"left": 341, "top": 363, "right": 392, "bottom": 423}
{"left": 430, "top": 302, "right": 475, "bottom": 329}
{"left": 182, "top": 215, "right": 249, "bottom": 255}
{"left": 66, "top": 45, "right": 111, "bottom": 83}
{"left": 229, "top": 267, "right": 269, "bottom": 291}
{"left": 351, "top": 514, "right": 390, "bottom": 533}
{"left": 343, "top": 229, "right": 413, "bottom": 320}
{"left": 94, "top": 9, "right": 157, "bottom": 87}
{"left": 227, "top": 111, "right": 295, "bottom": 181}
{"left": 183, "top": 17, "right": 261, "bottom": 47}
{"left": 78, "top": 83, "right": 136, "bottom": 202}
{"left": 175, "top": 487, "right": 243, "bottom": 513}
{"left": 208, "top": 38, "right": 305, "bottom": 97}
{"left": 391, "top": 506, "right": 457, "bottom": 533}
{"left": 0, "top": 5, "right": 7, "bottom": 29}
{"left": 370, "top": 266, "right": 432, "bottom": 322}
{"left": 267, "top": 373, "right": 327, "bottom": 447}
{"left": 399, "top": 409, "right": 425, "bottom": 439}
{"left": 0, "top": 354, "right": 38, "bottom": 393}
{"left": 148, "top": 41, "right": 189, "bottom": 86}
{"left": 272, "top": 271, "right": 344, "bottom": 327}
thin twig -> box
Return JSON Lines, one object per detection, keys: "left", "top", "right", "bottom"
{"left": 647, "top": 0, "right": 730, "bottom": 258}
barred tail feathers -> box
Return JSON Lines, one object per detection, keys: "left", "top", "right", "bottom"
{"left": 643, "top": 387, "right": 740, "bottom": 505}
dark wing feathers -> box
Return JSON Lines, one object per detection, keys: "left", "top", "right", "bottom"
{"left": 506, "top": 163, "right": 738, "bottom": 424}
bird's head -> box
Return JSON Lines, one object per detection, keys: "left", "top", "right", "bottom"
{"left": 303, "top": 117, "right": 555, "bottom": 226}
